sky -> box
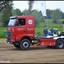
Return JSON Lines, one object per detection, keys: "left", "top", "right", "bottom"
{"left": 13, "top": 1, "right": 64, "bottom": 16}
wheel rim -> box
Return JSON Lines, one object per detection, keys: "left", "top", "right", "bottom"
{"left": 23, "top": 42, "right": 29, "bottom": 48}
{"left": 58, "top": 41, "right": 63, "bottom": 48}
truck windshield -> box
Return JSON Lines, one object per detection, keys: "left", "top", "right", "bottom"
{"left": 8, "top": 19, "right": 16, "bottom": 26}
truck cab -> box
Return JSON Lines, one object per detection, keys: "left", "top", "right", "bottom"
{"left": 6, "top": 16, "right": 35, "bottom": 50}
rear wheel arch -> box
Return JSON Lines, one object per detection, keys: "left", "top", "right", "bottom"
{"left": 21, "top": 36, "right": 32, "bottom": 43}
{"left": 56, "top": 38, "right": 64, "bottom": 43}
{"left": 60, "top": 32, "right": 64, "bottom": 36}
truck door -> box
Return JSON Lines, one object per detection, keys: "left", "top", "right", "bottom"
{"left": 15, "top": 18, "right": 26, "bottom": 40}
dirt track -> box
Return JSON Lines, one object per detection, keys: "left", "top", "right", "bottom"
{"left": 0, "top": 39, "right": 64, "bottom": 63}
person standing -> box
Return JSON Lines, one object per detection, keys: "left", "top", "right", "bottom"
{"left": 43, "top": 26, "right": 48, "bottom": 37}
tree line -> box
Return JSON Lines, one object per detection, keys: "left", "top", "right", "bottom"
{"left": 0, "top": 1, "right": 64, "bottom": 27}
{"left": 46, "top": 9, "right": 64, "bottom": 23}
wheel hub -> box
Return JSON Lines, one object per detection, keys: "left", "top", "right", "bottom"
{"left": 58, "top": 42, "right": 63, "bottom": 48}
{"left": 23, "top": 42, "right": 29, "bottom": 48}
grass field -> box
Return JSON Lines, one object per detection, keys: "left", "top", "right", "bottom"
{"left": 0, "top": 21, "right": 63, "bottom": 38}
{"left": 0, "top": 27, "right": 6, "bottom": 38}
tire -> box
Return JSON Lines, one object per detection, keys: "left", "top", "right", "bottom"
{"left": 20, "top": 39, "right": 30, "bottom": 50}
{"left": 60, "top": 32, "right": 64, "bottom": 36}
{"left": 14, "top": 44, "right": 20, "bottom": 49}
{"left": 56, "top": 39, "right": 64, "bottom": 49}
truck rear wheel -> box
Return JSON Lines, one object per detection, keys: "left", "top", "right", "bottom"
{"left": 56, "top": 39, "right": 64, "bottom": 49}
{"left": 20, "top": 39, "right": 30, "bottom": 50}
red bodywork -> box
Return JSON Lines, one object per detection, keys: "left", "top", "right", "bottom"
{"left": 40, "top": 38, "right": 56, "bottom": 46}
{"left": 7, "top": 15, "right": 56, "bottom": 47}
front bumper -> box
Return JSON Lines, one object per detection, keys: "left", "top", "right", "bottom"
{"left": 6, "top": 32, "right": 12, "bottom": 44}
{"left": 6, "top": 37, "right": 11, "bottom": 44}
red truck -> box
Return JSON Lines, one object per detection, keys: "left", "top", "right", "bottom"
{"left": 6, "top": 15, "right": 64, "bottom": 50}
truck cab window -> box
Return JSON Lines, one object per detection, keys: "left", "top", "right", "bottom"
{"left": 18, "top": 18, "right": 25, "bottom": 26}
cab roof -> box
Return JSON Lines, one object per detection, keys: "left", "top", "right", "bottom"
{"left": 10, "top": 15, "right": 34, "bottom": 19}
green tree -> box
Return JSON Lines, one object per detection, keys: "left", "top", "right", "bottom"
{"left": 22, "top": 9, "right": 30, "bottom": 15}
{"left": 0, "top": 1, "right": 13, "bottom": 11}
{"left": 2, "top": 6, "right": 12, "bottom": 27}
{"left": 0, "top": 1, "right": 13, "bottom": 27}
{"left": 12, "top": 8, "right": 22, "bottom": 16}
{"left": 46, "top": 9, "right": 52, "bottom": 19}
{"left": 51, "top": 9, "right": 62, "bottom": 23}
{"left": 39, "top": 11, "right": 45, "bottom": 22}
{"left": 31, "top": 10, "right": 44, "bottom": 25}
{"left": 0, "top": 12, "right": 3, "bottom": 26}
{"left": 0, "top": 12, "right": 2, "bottom": 22}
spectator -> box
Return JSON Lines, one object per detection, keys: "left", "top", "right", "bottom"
{"left": 50, "top": 29, "right": 53, "bottom": 36}
{"left": 43, "top": 26, "right": 48, "bottom": 37}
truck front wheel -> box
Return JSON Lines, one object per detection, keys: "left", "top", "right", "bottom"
{"left": 56, "top": 39, "right": 64, "bottom": 49}
{"left": 20, "top": 39, "right": 30, "bottom": 50}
